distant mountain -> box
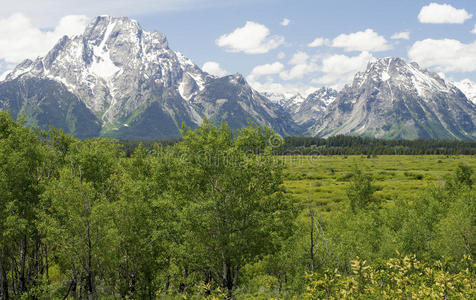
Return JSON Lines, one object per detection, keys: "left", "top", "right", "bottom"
{"left": 293, "top": 88, "right": 337, "bottom": 125}
{"left": 307, "top": 57, "right": 476, "bottom": 140}
{"left": 454, "top": 79, "right": 476, "bottom": 104}
{"left": 261, "top": 92, "right": 288, "bottom": 104}
{"left": 261, "top": 89, "right": 337, "bottom": 126}
{"left": 191, "top": 74, "right": 299, "bottom": 135}
{"left": 0, "top": 16, "right": 296, "bottom": 139}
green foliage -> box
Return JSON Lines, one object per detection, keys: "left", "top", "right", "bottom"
{"left": 454, "top": 163, "right": 473, "bottom": 188}
{"left": 0, "top": 114, "right": 475, "bottom": 299}
{"left": 346, "top": 167, "right": 376, "bottom": 212}
{"left": 303, "top": 254, "right": 476, "bottom": 299}
{"left": 168, "top": 121, "right": 297, "bottom": 295}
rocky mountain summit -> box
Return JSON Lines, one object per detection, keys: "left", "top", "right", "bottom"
{"left": 293, "top": 88, "right": 337, "bottom": 125}
{"left": 307, "top": 57, "right": 476, "bottom": 140}
{"left": 262, "top": 89, "right": 337, "bottom": 125}
{"left": 0, "top": 16, "right": 295, "bottom": 138}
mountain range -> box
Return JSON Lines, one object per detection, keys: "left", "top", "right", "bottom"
{"left": 1, "top": 16, "right": 475, "bottom": 140}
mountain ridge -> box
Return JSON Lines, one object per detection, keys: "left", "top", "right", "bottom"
{"left": 307, "top": 57, "right": 476, "bottom": 140}
{"left": 1, "top": 17, "right": 475, "bottom": 140}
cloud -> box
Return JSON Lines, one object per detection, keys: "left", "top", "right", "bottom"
{"left": 202, "top": 61, "right": 228, "bottom": 77}
{"left": 216, "top": 21, "right": 284, "bottom": 54}
{"left": 277, "top": 51, "right": 286, "bottom": 59}
{"left": 313, "top": 51, "right": 374, "bottom": 88}
{"left": 308, "top": 37, "right": 330, "bottom": 47}
{"left": 281, "top": 18, "right": 290, "bottom": 26}
{"left": 280, "top": 64, "right": 316, "bottom": 80}
{"left": 288, "top": 51, "right": 309, "bottom": 65}
{"left": 0, "top": 13, "right": 89, "bottom": 64}
{"left": 279, "top": 52, "right": 318, "bottom": 80}
{"left": 247, "top": 77, "right": 316, "bottom": 97}
{"left": 391, "top": 31, "right": 410, "bottom": 40}
{"left": 331, "top": 29, "right": 391, "bottom": 52}
{"left": 472, "top": 25, "right": 476, "bottom": 34}
{"left": 408, "top": 38, "right": 476, "bottom": 72}
{"left": 248, "top": 62, "right": 284, "bottom": 79}
{"left": 418, "top": 3, "right": 472, "bottom": 24}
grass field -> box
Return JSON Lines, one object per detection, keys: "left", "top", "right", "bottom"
{"left": 282, "top": 155, "right": 476, "bottom": 212}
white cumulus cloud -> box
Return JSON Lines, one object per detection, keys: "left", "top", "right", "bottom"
{"left": 472, "top": 24, "right": 476, "bottom": 34}
{"left": 248, "top": 62, "right": 284, "bottom": 79}
{"left": 247, "top": 77, "right": 316, "bottom": 98}
{"left": 280, "top": 64, "right": 317, "bottom": 80}
{"left": 279, "top": 52, "right": 318, "bottom": 81}
{"left": 288, "top": 51, "right": 309, "bottom": 65}
{"left": 408, "top": 38, "right": 476, "bottom": 72}
{"left": 331, "top": 29, "right": 391, "bottom": 52}
{"left": 281, "top": 18, "right": 290, "bottom": 26}
{"left": 313, "top": 51, "right": 374, "bottom": 88}
{"left": 391, "top": 31, "right": 410, "bottom": 40}
{"left": 0, "top": 13, "right": 89, "bottom": 64}
{"left": 202, "top": 61, "right": 228, "bottom": 77}
{"left": 308, "top": 37, "right": 330, "bottom": 47}
{"left": 418, "top": 3, "right": 472, "bottom": 24}
{"left": 216, "top": 21, "right": 284, "bottom": 54}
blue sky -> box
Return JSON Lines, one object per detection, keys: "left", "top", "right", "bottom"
{"left": 1, "top": 0, "right": 476, "bottom": 95}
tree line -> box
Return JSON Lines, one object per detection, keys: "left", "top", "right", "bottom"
{"left": 283, "top": 135, "right": 476, "bottom": 155}
{"left": 0, "top": 111, "right": 474, "bottom": 299}
{"left": 120, "top": 135, "right": 476, "bottom": 157}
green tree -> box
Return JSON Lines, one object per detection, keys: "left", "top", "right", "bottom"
{"left": 38, "top": 139, "right": 122, "bottom": 299}
{"left": 113, "top": 143, "right": 175, "bottom": 298}
{"left": 433, "top": 185, "right": 476, "bottom": 259}
{"left": 0, "top": 112, "right": 49, "bottom": 298}
{"left": 170, "top": 122, "right": 296, "bottom": 296}
{"left": 346, "top": 167, "right": 376, "bottom": 212}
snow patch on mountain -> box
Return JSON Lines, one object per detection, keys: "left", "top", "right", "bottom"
{"left": 454, "top": 79, "right": 476, "bottom": 104}
{"left": 90, "top": 21, "right": 120, "bottom": 78}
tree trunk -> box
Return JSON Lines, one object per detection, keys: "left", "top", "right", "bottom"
{"left": 87, "top": 223, "right": 95, "bottom": 300}
{"left": 19, "top": 235, "right": 27, "bottom": 294}
{"left": 222, "top": 263, "right": 234, "bottom": 298}
{"left": 309, "top": 207, "right": 315, "bottom": 272}
{"left": 0, "top": 256, "right": 9, "bottom": 300}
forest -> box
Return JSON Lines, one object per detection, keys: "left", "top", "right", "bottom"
{"left": 120, "top": 135, "right": 476, "bottom": 157}
{"left": 0, "top": 111, "right": 474, "bottom": 299}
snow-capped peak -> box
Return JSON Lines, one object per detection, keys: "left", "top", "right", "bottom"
{"left": 353, "top": 57, "right": 455, "bottom": 100}
{"left": 453, "top": 79, "right": 476, "bottom": 104}
{"left": 5, "top": 15, "right": 210, "bottom": 124}
{"left": 306, "top": 87, "right": 337, "bottom": 106}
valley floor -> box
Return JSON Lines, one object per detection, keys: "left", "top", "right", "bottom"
{"left": 283, "top": 155, "right": 476, "bottom": 212}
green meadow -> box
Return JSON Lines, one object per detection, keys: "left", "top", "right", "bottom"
{"left": 283, "top": 155, "right": 476, "bottom": 212}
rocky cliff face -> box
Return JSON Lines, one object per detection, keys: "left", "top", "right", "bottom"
{"left": 0, "top": 77, "right": 101, "bottom": 138}
{"left": 293, "top": 88, "right": 337, "bottom": 125}
{"left": 307, "top": 57, "right": 476, "bottom": 140}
